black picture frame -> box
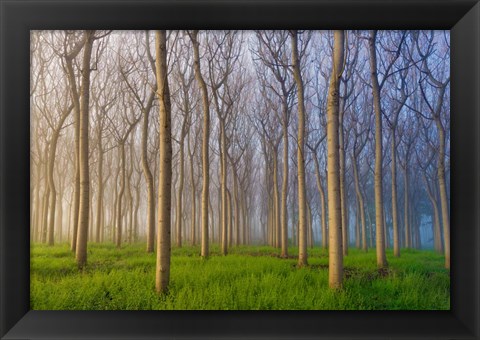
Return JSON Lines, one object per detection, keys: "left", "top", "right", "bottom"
{"left": 1, "top": 0, "right": 479, "bottom": 339}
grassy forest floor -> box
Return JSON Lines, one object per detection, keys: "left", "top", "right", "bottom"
{"left": 31, "top": 243, "right": 450, "bottom": 310}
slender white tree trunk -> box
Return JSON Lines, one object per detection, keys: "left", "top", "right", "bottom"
{"left": 155, "top": 30, "right": 173, "bottom": 294}
{"left": 327, "top": 30, "right": 345, "bottom": 289}
{"left": 368, "top": 30, "right": 388, "bottom": 269}
{"left": 76, "top": 30, "right": 94, "bottom": 269}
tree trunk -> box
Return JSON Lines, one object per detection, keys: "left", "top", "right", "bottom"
{"left": 57, "top": 192, "right": 63, "bottom": 242}
{"left": 414, "top": 212, "right": 421, "bottom": 249}
{"left": 46, "top": 190, "right": 56, "bottom": 245}
{"left": 391, "top": 131, "right": 400, "bottom": 256}
{"left": 352, "top": 154, "right": 367, "bottom": 252}
{"left": 155, "top": 30, "right": 173, "bottom": 294}
{"left": 291, "top": 31, "right": 307, "bottom": 266}
{"left": 209, "top": 196, "right": 215, "bottom": 244}
{"left": 384, "top": 209, "right": 389, "bottom": 248}
{"left": 188, "top": 137, "right": 196, "bottom": 246}
{"left": 433, "top": 201, "right": 442, "bottom": 253}
{"left": 95, "top": 127, "right": 103, "bottom": 243}
{"left": 41, "top": 186, "right": 50, "bottom": 243}
{"left": 368, "top": 30, "right": 388, "bottom": 268}
{"left": 140, "top": 94, "right": 156, "bottom": 252}
{"left": 403, "top": 168, "right": 410, "bottom": 248}
{"left": 307, "top": 201, "right": 313, "bottom": 248}
{"left": 241, "top": 191, "right": 247, "bottom": 245}
{"left": 327, "top": 30, "right": 345, "bottom": 289}
{"left": 116, "top": 143, "right": 126, "bottom": 248}
{"left": 67, "top": 195, "right": 73, "bottom": 243}
{"left": 134, "top": 181, "right": 140, "bottom": 242}
{"left": 65, "top": 48, "right": 82, "bottom": 253}
{"left": 34, "top": 175, "right": 41, "bottom": 242}
{"left": 273, "top": 150, "right": 281, "bottom": 251}
{"left": 75, "top": 30, "right": 94, "bottom": 269}
{"left": 281, "top": 103, "right": 289, "bottom": 253}
{"left": 220, "top": 120, "right": 228, "bottom": 254}
{"left": 339, "top": 107, "right": 348, "bottom": 256}
{"left": 47, "top": 116, "right": 70, "bottom": 246}
{"left": 267, "top": 198, "right": 273, "bottom": 246}
{"left": 234, "top": 172, "right": 241, "bottom": 247}
{"left": 191, "top": 30, "right": 210, "bottom": 258}
{"left": 423, "top": 174, "right": 443, "bottom": 253}
{"left": 127, "top": 164, "right": 134, "bottom": 244}
{"left": 313, "top": 156, "right": 328, "bottom": 249}
{"left": 216, "top": 186, "right": 221, "bottom": 244}
{"left": 176, "top": 135, "right": 185, "bottom": 248}
{"left": 355, "top": 198, "right": 360, "bottom": 249}
{"left": 40, "top": 142, "right": 50, "bottom": 244}
{"left": 30, "top": 174, "right": 35, "bottom": 242}
{"left": 88, "top": 187, "right": 94, "bottom": 242}
{"left": 367, "top": 206, "right": 373, "bottom": 249}
{"left": 290, "top": 193, "right": 296, "bottom": 247}
{"left": 112, "top": 167, "right": 120, "bottom": 243}
{"left": 71, "top": 156, "right": 80, "bottom": 249}
{"left": 436, "top": 118, "right": 450, "bottom": 269}
{"left": 227, "top": 189, "right": 233, "bottom": 247}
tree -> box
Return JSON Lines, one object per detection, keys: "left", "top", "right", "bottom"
{"left": 206, "top": 31, "right": 242, "bottom": 254}
{"left": 110, "top": 102, "right": 140, "bottom": 248}
{"left": 155, "top": 30, "right": 173, "bottom": 294}
{"left": 252, "top": 90, "right": 282, "bottom": 249}
{"left": 253, "top": 31, "right": 295, "bottom": 256}
{"left": 187, "top": 118, "right": 201, "bottom": 246}
{"left": 397, "top": 114, "right": 418, "bottom": 249}
{"left": 414, "top": 31, "right": 450, "bottom": 269}
{"left": 190, "top": 30, "right": 211, "bottom": 258}
{"left": 120, "top": 31, "right": 157, "bottom": 252}
{"left": 368, "top": 30, "right": 388, "bottom": 269}
{"left": 417, "top": 119, "right": 443, "bottom": 254}
{"left": 91, "top": 61, "right": 115, "bottom": 244}
{"left": 307, "top": 46, "right": 330, "bottom": 250}
{"left": 172, "top": 36, "right": 195, "bottom": 248}
{"left": 350, "top": 93, "right": 370, "bottom": 252}
{"left": 62, "top": 32, "right": 85, "bottom": 252}
{"left": 32, "top": 40, "right": 74, "bottom": 246}
{"left": 383, "top": 55, "right": 410, "bottom": 256}
{"left": 338, "top": 33, "right": 358, "bottom": 256}
{"left": 75, "top": 30, "right": 95, "bottom": 269}
{"left": 327, "top": 30, "right": 345, "bottom": 289}
{"left": 291, "top": 30, "right": 308, "bottom": 267}
{"left": 46, "top": 99, "right": 73, "bottom": 246}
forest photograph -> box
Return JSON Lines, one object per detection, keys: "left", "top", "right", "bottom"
{"left": 30, "top": 30, "right": 450, "bottom": 310}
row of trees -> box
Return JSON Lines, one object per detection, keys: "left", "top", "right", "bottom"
{"left": 30, "top": 30, "right": 450, "bottom": 291}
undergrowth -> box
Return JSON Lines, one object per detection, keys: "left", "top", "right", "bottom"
{"left": 31, "top": 243, "right": 450, "bottom": 310}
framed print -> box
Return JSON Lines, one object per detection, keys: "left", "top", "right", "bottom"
{"left": 1, "top": 0, "right": 479, "bottom": 339}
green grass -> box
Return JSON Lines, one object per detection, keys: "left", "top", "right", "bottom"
{"left": 31, "top": 243, "right": 450, "bottom": 310}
